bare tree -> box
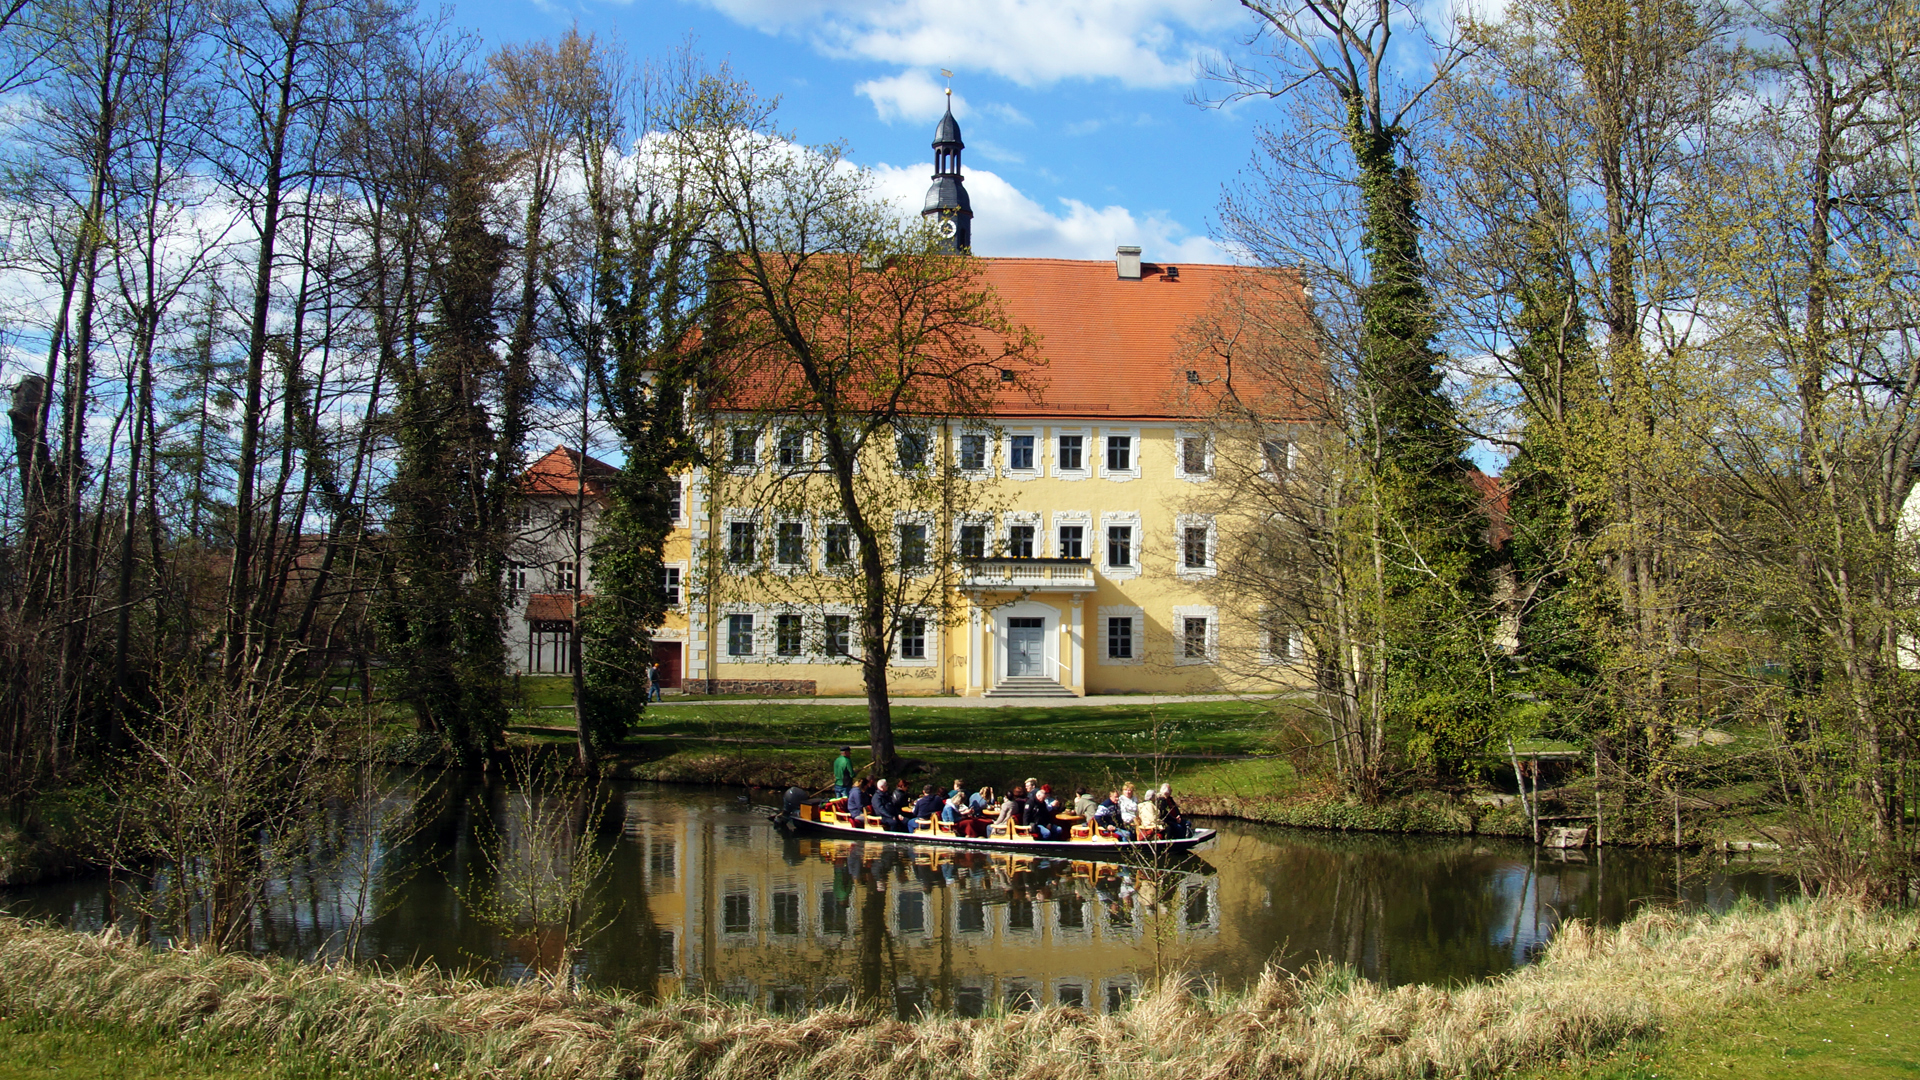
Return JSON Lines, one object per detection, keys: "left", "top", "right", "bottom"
{"left": 675, "top": 101, "right": 1041, "bottom": 768}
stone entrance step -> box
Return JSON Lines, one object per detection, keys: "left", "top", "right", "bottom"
{"left": 985, "top": 676, "right": 1078, "bottom": 699}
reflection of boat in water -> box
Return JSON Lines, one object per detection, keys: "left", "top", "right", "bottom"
{"left": 804, "top": 836, "right": 1218, "bottom": 882}
{"left": 765, "top": 789, "right": 1216, "bottom": 863}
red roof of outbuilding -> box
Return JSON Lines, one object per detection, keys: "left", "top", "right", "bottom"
{"left": 520, "top": 445, "right": 617, "bottom": 498}
{"left": 525, "top": 593, "right": 579, "bottom": 621}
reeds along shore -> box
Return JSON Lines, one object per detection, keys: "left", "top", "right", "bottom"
{"left": 0, "top": 900, "right": 1912, "bottom": 1080}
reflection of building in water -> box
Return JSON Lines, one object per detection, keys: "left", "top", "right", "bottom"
{"left": 621, "top": 796, "right": 1217, "bottom": 1015}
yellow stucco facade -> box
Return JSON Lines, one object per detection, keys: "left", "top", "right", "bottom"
{"left": 660, "top": 419, "right": 1297, "bottom": 697}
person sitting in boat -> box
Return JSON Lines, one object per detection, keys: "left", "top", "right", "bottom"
{"left": 873, "top": 779, "right": 908, "bottom": 832}
{"left": 1093, "top": 791, "right": 1127, "bottom": 840}
{"left": 945, "top": 792, "right": 991, "bottom": 838}
{"left": 1027, "top": 791, "right": 1067, "bottom": 841}
{"left": 950, "top": 778, "right": 967, "bottom": 801}
{"left": 996, "top": 785, "right": 1027, "bottom": 833}
{"left": 846, "top": 777, "right": 873, "bottom": 822}
{"left": 1118, "top": 782, "right": 1139, "bottom": 831}
{"left": 969, "top": 786, "right": 995, "bottom": 815}
{"left": 909, "top": 784, "right": 943, "bottom": 831}
{"left": 1156, "top": 783, "right": 1190, "bottom": 839}
{"left": 1073, "top": 788, "right": 1098, "bottom": 818}
{"left": 1135, "top": 786, "right": 1163, "bottom": 840}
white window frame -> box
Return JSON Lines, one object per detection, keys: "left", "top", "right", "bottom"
{"left": 723, "top": 610, "right": 759, "bottom": 660}
{"left": 818, "top": 519, "right": 854, "bottom": 570}
{"left": 663, "top": 562, "right": 685, "bottom": 607}
{"left": 1003, "top": 427, "right": 1042, "bottom": 481}
{"left": 894, "top": 424, "right": 933, "bottom": 474}
{"left": 773, "top": 610, "right": 807, "bottom": 658}
{"left": 1099, "top": 427, "right": 1142, "bottom": 482}
{"left": 726, "top": 426, "right": 762, "bottom": 473}
{"left": 772, "top": 517, "right": 811, "bottom": 574}
{"left": 1051, "top": 510, "right": 1091, "bottom": 559}
{"left": 953, "top": 426, "right": 994, "bottom": 478}
{"left": 1173, "top": 604, "right": 1218, "bottom": 665}
{"left": 1173, "top": 428, "right": 1214, "bottom": 482}
{"left": 892, "top": 610, "right": 935, "bottom": 668}
{"left": 722, "top": 508, "right": 763, "bottom": 572}
{"left": 663, "top": 478, "right": 686, "bottom": 527}
{"left": 894, "top": 511, "right": 936, "bottom": 575}
{"left": 1099, "top": 510, "right": 1142, "bottom": 580}
{"left": 953, "top": 512, "right": 992, "bottom": 561}
{"left": 822, "top": 612, "right": 855, "bottom": 659}
{"left": 1259, "top": 612, "right": 1307, "bottom": 665}
{"left": 1260, "top": 433, "right": 1302, "bottom": 483}
{"left": 1174, "top": 513, "right": 1217, "bottom": 580}
{"left": 1003, "top": 511, "right": 1042, "bottom": 559}
{"left": 774, "top": 426, "right": 811, "bottom": 472}
{"left": 1052, "top": 426, "right": 1092, "bottom": 481}
{"left": 1097, "top": 604, "right": 1144, "bottom": 666}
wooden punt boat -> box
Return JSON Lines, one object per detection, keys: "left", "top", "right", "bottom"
{"left": 765, "top": 792, "right": 1215, "bottom": 861}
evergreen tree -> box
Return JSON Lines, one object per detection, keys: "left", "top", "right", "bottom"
{"left": 1345, "top": 101, "right": 1500, "bottom": 776}
{"left": 378, "top": 117, "right": 511, "bottom": 765}
{"left": 1501, "top": 201, "right": 1605, "bottom": 725}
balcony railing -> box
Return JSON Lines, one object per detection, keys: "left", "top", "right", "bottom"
{"left": 958, "top": 557, "right": 1095, "bottom": 591}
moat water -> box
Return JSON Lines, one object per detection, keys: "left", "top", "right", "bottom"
{"left": 0, "top": 777, "right": 1793, "bottom": 1016}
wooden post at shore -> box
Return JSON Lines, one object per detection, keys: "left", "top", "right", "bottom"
{"left": 1507, "top": 737, "right": 1533, "bottom": 843}
{"left": 1594, "top": 750, "right": 1603, "bottom": 848}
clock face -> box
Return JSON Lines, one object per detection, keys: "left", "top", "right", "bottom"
{"left": 939, "top": 219, "right": 958, "bottom": 238}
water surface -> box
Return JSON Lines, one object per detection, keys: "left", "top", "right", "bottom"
{"left": 2, "top": 778, "right": 1791, "bottom": 1016}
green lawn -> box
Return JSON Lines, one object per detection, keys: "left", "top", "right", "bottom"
{"left": 502, "top": 690, "right": 1306, "bottom": 797}
{"left": 586, "top": 697, "right": 1299, "bottom": 757}
{"left": 0, "top": 1015, "right": 399, "bottom": 1080}
{"left": 1530, "top": 951, "right": 1920, "bottom": 1079}
{"left": 508, "top": 726, "right": 1301, "bottom": 799}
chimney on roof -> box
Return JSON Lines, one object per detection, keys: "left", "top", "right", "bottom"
{"left": 1116, "top": 245, "right": 1142, "bottom": 280}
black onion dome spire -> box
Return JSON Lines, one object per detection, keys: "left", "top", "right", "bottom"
{"left": 922, "top": 91, "right": 972, "bottom": 252}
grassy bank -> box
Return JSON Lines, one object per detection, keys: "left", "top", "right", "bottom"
{"left": 1522, "top": 948, "right": 1920, "bottom": 1078}
{"left": 0, "top": 1014, "right": 404, "bottom": 1079}
{"left": 0, "top": 899, "right": 1911, "bottom": 1079}
{"left": 504, "top": 695, "right": 1312, "bottom": 802}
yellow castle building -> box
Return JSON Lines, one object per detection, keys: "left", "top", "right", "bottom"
{"left": 508, "top": 106, "right": 1310, "bottom": 698}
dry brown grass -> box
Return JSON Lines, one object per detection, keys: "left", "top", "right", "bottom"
{"left": 0, "top": 898, "right": 1912, "bottom": 1079}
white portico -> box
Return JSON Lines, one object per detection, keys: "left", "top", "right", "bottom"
{"left": 961, "top": 558, "right": 1091, "bottom": 697}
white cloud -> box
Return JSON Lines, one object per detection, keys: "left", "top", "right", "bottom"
{"left": 981, "top": 103, "right": 1032, "bottom": 126}
{"left": 856, "top": 69, "right": 964, "bottom": 124}
{"left": 869, "top": 160, "right": 1228, "bottom": 263}
{"left": 695, "top": 0, "right": 1242, "bottom": 88}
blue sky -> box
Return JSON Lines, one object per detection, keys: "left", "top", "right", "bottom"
{"left": 456, "top": 0, "right": 1271, "bottom": 264}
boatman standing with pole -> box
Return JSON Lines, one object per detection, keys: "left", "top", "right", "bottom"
{"left": 832, "top": 746, "right": 856, "bottom": 798}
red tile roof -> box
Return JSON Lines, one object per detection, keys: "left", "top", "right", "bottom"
{"left": 1467, "top": 470, "right": 1513, "bottom": 548}
{"left": 525, "top": 593, "right": 579, "bottom": 621}
{"left": 521, "top": 445, "right": 617, "bottom": 498}
{"left": 707, "top": 255, "right": 1317, "bottom": 422}
{"left": 976, "top": 258, "right": 1313, "bottom": 420}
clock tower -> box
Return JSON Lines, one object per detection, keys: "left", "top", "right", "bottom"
{"left": 922, "top": 91, "right": 972, "bottom": 253}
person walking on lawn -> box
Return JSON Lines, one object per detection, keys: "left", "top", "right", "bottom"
{"left": 832, "top": 746, "right": 857, "bottom": 798}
